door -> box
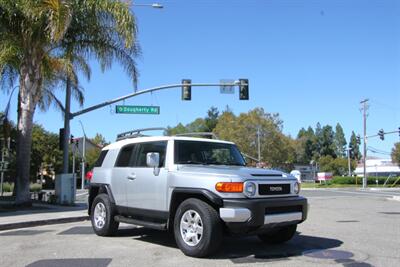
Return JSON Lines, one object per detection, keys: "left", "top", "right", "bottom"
{"left": 111, "top": 144, "right": 136, "bottom": 207}
{"left": 126, "top": 141, "right": 168, "bottom": 211}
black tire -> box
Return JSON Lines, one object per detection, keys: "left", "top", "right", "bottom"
{"left": 173, "top": 198, "right": 222, "bottom": 257}
{"left": 257, "top": 224, "right": 297, "bottom": 244}
{"left": 90, "top": 193, "right": 119, "bottom": 236}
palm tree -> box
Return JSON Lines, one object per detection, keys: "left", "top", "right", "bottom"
{"left": 0, "top": 0, "right": 139, "bottom": 205}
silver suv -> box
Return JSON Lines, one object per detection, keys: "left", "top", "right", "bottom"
{"left": 88, "top": 129, "right": 308, "bottom": 257}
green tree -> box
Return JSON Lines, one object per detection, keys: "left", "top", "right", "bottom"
{"left": 91, "top": 133, "right": 108, "bottom": 147}
{"left": 165, "top": 123, "right": 188, "bottom": 136}
{"left": 295, "top": 126, "right": 316, "bottom": 164}
{"left": 205, "top": 106, "right": 219, "bottom": 132}
{"left": 31, "top": 124, "right": 62, "bottom": 180}
{"left": 215, "top": 108, "right": 293, "bottom": 169}
{"left": 349, "top": 131, "right": 361, "bottom": 161}
{"left": 316, "top": 125, "right": 336, "bottom": 158}
{"left": 319, "top": 155, "right": 357, "bottom": 176}
{"left": 391, "top": 142, "right": 400, "bottom": 166}
{"left": 86, "top": 147, "right": 101, "bottom": 170}
{"left": 0, "top": 0, "right": 139, "bottom": 204}
{"left": 166, "top": 108, "right": 220, "bottom": 136}
{"left": 334, "top": 123, "right": 347, "bottom": 158}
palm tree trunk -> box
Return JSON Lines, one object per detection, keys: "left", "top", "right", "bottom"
{"left": 14, "top": 59, "right": 41, "bottom": 205}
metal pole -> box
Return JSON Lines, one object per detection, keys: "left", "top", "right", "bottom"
{"left": 361, "top": 99, "right": 369, "bottom": 189}
{"left": 72, "top": 143, "right": 75, "bottom": 182}
{"left": 78, "top": 121, "right": 87, "bottom": 190}
{"left": 81, "top": 134, "right": 85, "bottom": 190}
{"left": 347, "top": 148, "right": 352, "bottom": 176}
{"left": 0, "top": 146, "right": 4, "bottom": 196}
{"left": 62, "top": 79, "right": 71, "bottom": 173}
{"left": 257, "top": 127, "right": 261, "bottom": 162}
{"left": 71, "top": 82, "right": 241, "bottom": 119}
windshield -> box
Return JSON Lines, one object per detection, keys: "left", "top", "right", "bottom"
{"left": 174, "top": 140, "right": 246, "bottom": 166}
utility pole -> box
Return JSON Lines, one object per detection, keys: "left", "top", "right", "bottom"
{"left": 360, "top": 99, "right": 369, "bottom": 189}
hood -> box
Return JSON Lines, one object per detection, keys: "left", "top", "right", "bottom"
{"left": 176, "top": 165, "right": 294, "bottom": 180}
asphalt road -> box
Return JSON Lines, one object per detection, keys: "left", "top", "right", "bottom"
{"left": 0, "top": 188, "right": 399, "bottom": 267}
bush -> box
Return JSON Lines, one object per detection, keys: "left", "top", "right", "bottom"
{"left": 1, "top": 182, "right": 43, "bottom": 193}
{"left": 330, "top": 176, "right": 398, "bottom": 185}
{"left": 30, "top": 183, "right": 42, "bottom": 192}
{"left": 2, "top": 182, "right": 14, "bottom": 192}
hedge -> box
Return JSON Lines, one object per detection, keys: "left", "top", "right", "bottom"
{"left": 328, "top": 176, "right": 399, "bottom": 185}
{"left": 1, "top": 183, "right": 42, "bottom": 193}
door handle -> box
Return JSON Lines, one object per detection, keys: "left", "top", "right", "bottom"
{"left": 127, "top": 173, "right": 136, "bottom": 180}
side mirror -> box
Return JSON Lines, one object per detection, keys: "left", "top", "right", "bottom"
{"left": 146, "top": 152, "right": 160, "bottom": 168}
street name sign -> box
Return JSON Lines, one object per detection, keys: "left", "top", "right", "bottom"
{"left": 116, "top": 105, "right": 160, "bottom": 115}
{"left": 220, "top": 79, "right": 235, "bottom": 94}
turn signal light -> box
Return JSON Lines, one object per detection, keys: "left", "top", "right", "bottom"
{"left": 215, "top": 182, "right": 243, "bottom": 193}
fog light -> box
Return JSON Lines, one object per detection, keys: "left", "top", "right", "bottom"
{"left": 244, "top": 181, "right": 256, "bottom": 197}
{"left": 294, "top": 182, "right": 300, "bottom": 194}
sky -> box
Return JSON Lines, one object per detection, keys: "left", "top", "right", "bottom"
{"left": 1, "top": 0, "right": 399, "bottom": 158}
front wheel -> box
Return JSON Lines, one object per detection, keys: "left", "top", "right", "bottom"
{"left": 91, "top": 193, "right": 119, "bottom": 236}
{"left": 173, "top": 198, "right": 222, "bottom": 257}
{"left": 257, "top": 224, "right": 297, "bottom": 244}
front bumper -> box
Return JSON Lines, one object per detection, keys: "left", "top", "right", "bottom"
{"left": 220, "top": 196, "right": 308, "bottom": 234}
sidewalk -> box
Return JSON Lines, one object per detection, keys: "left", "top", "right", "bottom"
{"left": 0, "top": 201, "right": 89, "bottom": 231}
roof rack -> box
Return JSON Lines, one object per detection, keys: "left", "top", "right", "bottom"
{"left": 174, "top": 132, "right": 219, "bottom": 139}
{"left": 116, "top": 127, "right": 167, "bottom": 141}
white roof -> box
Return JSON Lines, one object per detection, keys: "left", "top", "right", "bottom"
{"left": 103, "top": 136, "right": 234, "bottom": 150}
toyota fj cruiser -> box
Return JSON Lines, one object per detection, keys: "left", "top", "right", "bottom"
{"left": 88, "top": 128, "right": 308, "bottom": 257}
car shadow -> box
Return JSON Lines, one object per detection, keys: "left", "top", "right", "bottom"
{"left": 213, "top": 232, "right": 343, "bottom": 263}
{"left": 114, "top": 228, "right": 343, "bottom": 262}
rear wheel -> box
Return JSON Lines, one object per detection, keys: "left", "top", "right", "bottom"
{"left": 91, "top": 193, "right": 119, "bottom": 236}
{"left": 257, "top": 224, "right": 297, "bottom": 244}
{"left": 173, "top": 198, "right": 222, "bottom": 257}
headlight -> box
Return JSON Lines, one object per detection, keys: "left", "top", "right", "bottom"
{"left": 243, "top": 181, "right": 256, "bottom": 197}
{"left": 294, "top": 182, "right": 300, "bottom": 194}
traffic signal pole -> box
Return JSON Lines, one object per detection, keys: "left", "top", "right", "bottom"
{"left": 62, "top": 80, "right": 248, "bottom": 174}
{"left": 62, "top": 79, "right": 71, "bottom": 174}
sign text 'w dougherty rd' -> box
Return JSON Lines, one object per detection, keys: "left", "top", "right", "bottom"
{"left": 116, "top": 105, "right": 160, "bottom": 115}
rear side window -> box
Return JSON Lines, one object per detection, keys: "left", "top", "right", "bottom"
{"left": 134, "top": 141, "right": 168, "bottom": 167}
{"left": 115, "top": 145, "right": 135, "bottom": 167}
{"left": 94, "top": 150, "right": 108, "bottom": 167}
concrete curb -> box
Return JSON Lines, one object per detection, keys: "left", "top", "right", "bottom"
{"left": 0, "top": 215, "right": 89, "bottom": 231}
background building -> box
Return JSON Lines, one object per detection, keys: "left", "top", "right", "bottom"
{"left": 354, "top": 157, "right": 400, "bottom": 177}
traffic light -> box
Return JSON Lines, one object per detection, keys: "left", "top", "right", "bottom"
{"left": 239, "top": 79, "right": 249, "bottom": 100}
{"left": 59, "top": 128, "right": 65, "bottom": 150}
{"left": 378, "top": 129, "right": 384, "bottom": 140}
{"left": 398, "top": 127, "right": 400, "bottom": 137}
{"left": 70, "top": 135, "right": 74, "bottom": 144}
{"left": 356, "top": 135, "right": 361, "bottom": 145}
{"left": 181, "top": 79, "right": 191, "bottom": 100}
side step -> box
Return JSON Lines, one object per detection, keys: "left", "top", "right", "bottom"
{"left": 114, "top": 215, "right": 167, "bottom": 230}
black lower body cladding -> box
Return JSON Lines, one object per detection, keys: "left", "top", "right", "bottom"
{"left": 223, "top": 196, "right": 308, "bottom": 234}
